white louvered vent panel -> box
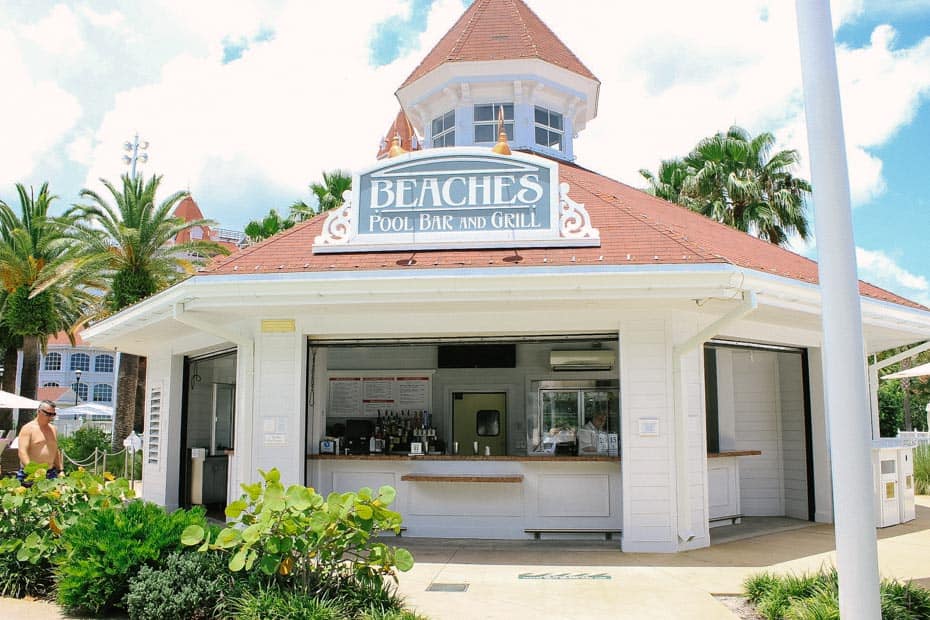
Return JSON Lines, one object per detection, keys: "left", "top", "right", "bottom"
{"left": 147, "top": 386, "right": 162, "bottom": 465}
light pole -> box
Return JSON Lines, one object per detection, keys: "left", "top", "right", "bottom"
{"left": 122, "top": 134, "right": 149, "bottom": 180}
{"left": 75, "top": 369, "right": 84, "bottom": 424}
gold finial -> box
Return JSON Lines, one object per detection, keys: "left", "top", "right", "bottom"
{"left": 491, "top": 105, "right": 511, "bottom": 155}
{"left": 388, "top": 134, "right": 407, "bottom": 158}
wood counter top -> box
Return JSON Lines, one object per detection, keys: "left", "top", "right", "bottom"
{"left": 308, "top": 451, "right": 759, "bottom": 461}
{"left": 307, "top": 454, "right": 619, "bottom": 462}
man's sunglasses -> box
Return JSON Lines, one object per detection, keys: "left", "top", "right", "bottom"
{"left": 40, "top": 410, "right": 57, "bottom": 417}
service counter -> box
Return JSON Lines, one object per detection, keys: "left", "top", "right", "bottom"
{"left": 306, "top": 454, "right": 622, "bottom": 539}
{"left": 305, "top": 451, "right": 759, "bottom": 539}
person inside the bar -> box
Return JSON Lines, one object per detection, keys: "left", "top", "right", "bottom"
{"left": 577, "top": 412, "right": 607, "bottom": 455}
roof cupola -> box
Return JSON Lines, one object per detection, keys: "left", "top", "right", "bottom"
{"left": 393, "top": 0, "right": 600, "bottom": 162}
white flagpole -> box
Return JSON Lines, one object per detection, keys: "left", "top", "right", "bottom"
{"left": 795, "top": 2, "right": 881, "bottom": 618}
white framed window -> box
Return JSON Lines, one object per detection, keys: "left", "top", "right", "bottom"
{"left": 70, "top": 353, "right": 90, "bottom": 372}
{"left": 95, "top": 354, "right": 114, "bottom": 373}
{"left": 72, "top": 382, "right": 89, "bottom": 402}
{"left": 43, "top": 382, "right": 59, "bottom": 387}
{"left": 474, "top": 103, "right": 513, "bottom": 143}
{"left": 93, "top": 384, "right": 113, "bottom": 402}
{"left": 534, "top": 106, "right": 563, "bottom": 151}
{"left": 44, "top": 352, "right": 62, "bottom": 371}
{"left": 431, "top": 110, "right": 455, "bottom": 147}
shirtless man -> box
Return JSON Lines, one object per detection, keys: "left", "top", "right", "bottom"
{"left": 17, "top": 400, "right": 63, "bottom": 483}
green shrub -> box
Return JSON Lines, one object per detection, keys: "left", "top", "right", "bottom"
{"left": 914, "top": 445, "right": 929, "bottom": 495}
{"left": 126, "top": 550, "right": 235, "bottom": 620}
{"left": 59, "top": 425, "right": 142, "bottom": 479}
{"left": 744, "top": 568, "right": 930, "bottom": 620}
{"left": 59, "top": 425, "right": 110, "bottom": 470}
{"left": 227, "top": 585, "right": 348, "bottom": 620}
{"left": 0, "top": 467, "right": 132, "bottom": 598}
{"left": 881, "top": 579, "right": 930, "bottom": 619}
{"left": 56, "top": 500, "right": 206, "bottom": 615}
{"left": 182, "top": 468, "right": 414, "bottom": 596}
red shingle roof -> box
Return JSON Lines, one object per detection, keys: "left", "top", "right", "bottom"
{"left": 201, "top": 156, "right": 924, "bottom": 311}
{"left": 48, "top": 331, "right": 84, "bottom": 346}
{"left": 376, "top": 108, "right": 422, "bottom": 159}
{"left": 400, "top": 0, "right": 597, "bottom": 88}
{"left": 38, "top": 386, "right": 68, "bottom": 402}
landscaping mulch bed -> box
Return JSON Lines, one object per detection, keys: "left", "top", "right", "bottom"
{"left": 714, "top": 595, "right": 764, "bottom": 619}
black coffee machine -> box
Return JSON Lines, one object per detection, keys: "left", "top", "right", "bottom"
{"left": 344, "top": 419, "right": 373, "bottom": 455}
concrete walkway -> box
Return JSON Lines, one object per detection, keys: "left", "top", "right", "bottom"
{"left": 4, "top": 497, "right": 928, "bottom": 619}
{"left": 395, "top": 496, "right": 930, "bottom": 619}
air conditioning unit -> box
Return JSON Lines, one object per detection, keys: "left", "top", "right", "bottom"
{"left": 550, "top": 350, "right": 616, "bottom": 371}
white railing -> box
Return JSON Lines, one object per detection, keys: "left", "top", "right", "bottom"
{"left": 897, "top": 430, "right": 930, "bottom": 446}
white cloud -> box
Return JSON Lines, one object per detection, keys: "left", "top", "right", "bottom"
{"left": 2, "top": 0, "right": 927, "bottom": 247}
{"left": 21, "top": 4, "right": 85, "bottom": 56}
{"left": 79, "top": 6, "right": 126, "bottom": 31}
{"left": 0, "top": 32, "right": 82, "bottom": 187}
{"left": 856, "top": 247, "right": 930, "bottom": 305}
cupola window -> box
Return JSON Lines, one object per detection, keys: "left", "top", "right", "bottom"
{"left": 474, "top": 103, "right": 513, "bottom": 143}
{"left": 534, "top": 106, "right": 563, "bottom": 151}
{"left": 431, "top": 110, "right": 456, "bottom": 147}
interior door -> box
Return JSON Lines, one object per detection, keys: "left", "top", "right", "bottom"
{"left": 211, "top": 383, "right": 235, "bottom": 455}
{"left": 453, "top": 392, "right": 507, "bottom": 456}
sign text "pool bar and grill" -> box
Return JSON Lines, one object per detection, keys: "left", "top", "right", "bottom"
{"left": 313, "top": 148, "right": 599, "bottom": 252}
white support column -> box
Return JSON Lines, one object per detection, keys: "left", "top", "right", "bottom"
{"left": 795, "top": 3, "right": 881, "bottom": 617}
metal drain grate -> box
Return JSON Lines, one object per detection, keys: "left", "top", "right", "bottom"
{"left": 427, "top": 582, "right": 469, "bottom": 592}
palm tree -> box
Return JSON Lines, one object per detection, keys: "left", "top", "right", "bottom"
{"left": 0, "top": 324, "right": 22, "bottom": 430}
{"left": 290, "top": 169, "right": 352, "bottom": 222}
{"left": 0, "top": 184, "right": 100, "bottom": 428}
{"left": 72, "top": 174, "right": 230, "bottom": 449}
{"left": 640, "top": 126, "right": 811, "bottom": 247}
{"left": 244, "top": 209, "right": 295, "bottom": 242}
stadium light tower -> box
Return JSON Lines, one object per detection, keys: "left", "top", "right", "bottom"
{"left": 122, "top": 133, "right": 149, "bottom": 180}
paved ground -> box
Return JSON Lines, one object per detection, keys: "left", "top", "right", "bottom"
{"left": 4, "top": 496, "right": 929, "bottom": 619}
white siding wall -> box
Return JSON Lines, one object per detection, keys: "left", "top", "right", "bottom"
{"left": 779, "top": 353, "right": 809, "bottom": 520}
{"left": 621, "top": 317, "right": 676, "bottom": 552}
{"left": 680, "top": 346, "right": 710, "bottom": 550}
{"left": 141, "top": 353, "right": 184, "bottom": 510}
{"left": 252, "top": 332, "right": 305, "bottom": 487}
{"left": 731, "top": 350, "right": 785, "bottom": 516}
{"left": 808, "top": 347, "right": 834, "bottom": 522}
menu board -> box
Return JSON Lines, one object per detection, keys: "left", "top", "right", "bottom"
{"left": 328, "top": 374, "right": 431, "bottom": 418}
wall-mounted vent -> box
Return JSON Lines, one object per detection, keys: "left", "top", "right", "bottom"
{"left": 549, "top": 350, "right": 615, "bottom": 371}
{"left": 147, "top": 384, "right": 162, "bottom": 465}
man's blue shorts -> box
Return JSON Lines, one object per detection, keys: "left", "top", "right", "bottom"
{"left": 16, "top": 467, "right": 60, "bottom": 486}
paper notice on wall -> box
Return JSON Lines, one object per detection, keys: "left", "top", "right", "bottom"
{"left": 362, "top": 378, "right": 394, "bottom": 400}
{"left": 396, "top": 377, "right": 430, "bottom": 409}
{"left": 329, "top": 378, "right": 362, "bottom": 416}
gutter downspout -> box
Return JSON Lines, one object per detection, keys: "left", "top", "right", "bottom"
{"left": 172, "top": 303, "right": 255, "bottom": 494}
{"left": 672, "top": 290, "right": 757, "bottom": 543}
{"left": 867, "top": 340, "right": 930, "bottom": 438}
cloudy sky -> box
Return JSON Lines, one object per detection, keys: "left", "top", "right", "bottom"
{"left": 1, "top": 0, "right": 928, "bottom": 305}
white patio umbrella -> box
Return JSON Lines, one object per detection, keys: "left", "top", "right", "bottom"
{"left": 882, "top": 362, "right": 930, "bottom": 380}
{"left": 0, "top": 390, "right": 41, "bottom": 409}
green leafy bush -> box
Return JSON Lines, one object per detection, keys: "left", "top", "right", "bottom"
{"left": 59, "top": 425, "right": 142, "bottom": 479}
{"left": 744, "top": 568, "right": 930, "bottom": 620}
{"left": 0, "top": 466, "right": 131, "bottom": 598}
{"left": 182, "top": 468, "right": 414, "bottom": 597}
{"left": 56, "top": 500, "right": 206, "bottom": 615}
{"left": 914, "top": 445, "right": 929, "bottom": 495}
{"left": 59, "top": 425, "right": 109, "bottom": 468}
{"left": 126, "top": 550, "right": 235, "bottom": 620}
{"left": 227, "top": 585, "right": 348, "bottom": 620}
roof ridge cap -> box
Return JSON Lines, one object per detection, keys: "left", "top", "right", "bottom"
{"left": 449, "top": 0, "right": 487, "bottom": 59}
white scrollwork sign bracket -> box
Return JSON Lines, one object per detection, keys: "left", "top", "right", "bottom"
{"left": 559, "top": 182, "right": 598, "bottom": 239}
{"left": 313, "top": 190, "right": 354, "bottom": 246}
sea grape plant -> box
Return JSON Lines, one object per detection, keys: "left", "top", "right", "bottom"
{"left": 0, "top": 465, "right": 132, "bottom": 597}
{"left": 181, "top": 468, "right": 414, "bottom": 591}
